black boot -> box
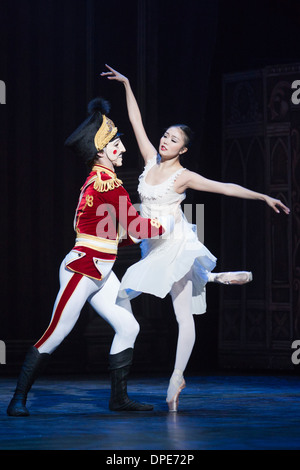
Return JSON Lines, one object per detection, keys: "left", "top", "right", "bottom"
{"left": 7, "top": 346, "right": 50, "bottom": 417}
{"left": 108, "top": 348, "right": 153, "bottom": 411}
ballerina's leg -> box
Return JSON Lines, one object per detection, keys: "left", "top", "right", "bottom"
{"left": 168, "top": 274, "right": 195, "bottom": 410}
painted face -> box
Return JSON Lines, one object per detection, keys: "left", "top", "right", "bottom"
{"left": 159, "top": 127, "right": 187, "bottom": 158}
{"left": 104, "top": 137, "right": 126, "bottom": 167}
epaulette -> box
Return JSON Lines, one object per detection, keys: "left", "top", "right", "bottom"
{"left": 93, "top": 170, "right": 123, "bottom": 193}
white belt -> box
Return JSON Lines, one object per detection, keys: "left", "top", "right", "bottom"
{"left": 75, "top": 233, "right": 118, "bottom": 254}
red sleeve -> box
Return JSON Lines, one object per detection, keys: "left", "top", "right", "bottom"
{"left": 99, "top": 185, "right": 165, "bottom": 242}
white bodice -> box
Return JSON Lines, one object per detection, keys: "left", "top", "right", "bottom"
{"left": 137, "top": 155, "right": 186, "bottom": 220}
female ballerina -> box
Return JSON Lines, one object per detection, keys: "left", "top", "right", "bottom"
{"left": 101, "top": 65, "right": 290, "bottom": 412}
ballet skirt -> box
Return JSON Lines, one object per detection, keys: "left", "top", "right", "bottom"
{"left": 117, "top": 155, "right": 217, "bottom": 314}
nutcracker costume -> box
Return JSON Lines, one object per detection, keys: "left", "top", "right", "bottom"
{"left": 7, "top": 97, "right": 166, "bottom": 416}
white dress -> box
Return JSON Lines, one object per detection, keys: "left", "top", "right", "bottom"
{"left": 117, "top": 155, "right": 217, "bottom": 314}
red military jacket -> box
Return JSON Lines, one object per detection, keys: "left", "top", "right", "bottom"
{"left": 66, "top": 164, "right": 164, "bottom": 280}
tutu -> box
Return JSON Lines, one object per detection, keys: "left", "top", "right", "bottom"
{"left": 117, "top": 155, "right": 217, "bottom": 314}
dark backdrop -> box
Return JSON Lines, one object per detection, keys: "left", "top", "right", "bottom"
{"left": 1, "top": 0, "right": 299, "bottom": 375}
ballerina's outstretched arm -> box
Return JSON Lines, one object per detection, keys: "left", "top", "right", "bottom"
{"left": 175, "top": 169, "right": 290, "bottom": 215}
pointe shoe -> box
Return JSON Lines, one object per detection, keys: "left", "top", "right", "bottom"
{"left": 166, "top": 379, "right": 186, "bottom": 412}
{"left": 209, "top": 271, "right": 253, "bottom": 285}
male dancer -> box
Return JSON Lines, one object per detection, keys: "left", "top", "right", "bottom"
{"left": 7, "top": 97, "right": 165, "bottom": 416}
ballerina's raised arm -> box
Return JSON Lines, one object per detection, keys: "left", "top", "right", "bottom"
{"left": 101, "top": 64, "right": 156, "bottom": 163}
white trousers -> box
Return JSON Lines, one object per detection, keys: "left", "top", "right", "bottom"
{"left": 35, "top": 259, "right": 140, "bottom": 355}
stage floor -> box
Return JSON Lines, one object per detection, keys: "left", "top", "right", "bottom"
{"left": 1, "top": 373, "right": 300, "bottom": 450}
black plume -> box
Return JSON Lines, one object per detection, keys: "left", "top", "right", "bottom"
{"left": 87, "top": 97, "right": 111, "bottom": 115}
